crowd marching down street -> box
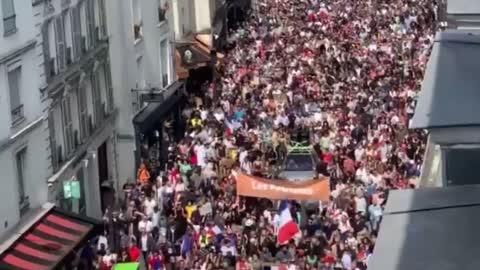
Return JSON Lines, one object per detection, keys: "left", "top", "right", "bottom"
{"left": 83, "top": 0, "right": 437, "bottom": 269}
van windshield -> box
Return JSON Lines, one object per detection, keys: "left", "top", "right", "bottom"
{"left": 284, "top": 154, "right": 313, "bottom": 171}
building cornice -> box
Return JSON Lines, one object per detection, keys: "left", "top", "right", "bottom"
{"left": 0, "top": 39, "right": 37, "bottom": 64}
{"left": 32, "top": 0, "right": 45, "bottom": 7}
{"left": 0, "top": 117, "right": 45, "bottom": 153}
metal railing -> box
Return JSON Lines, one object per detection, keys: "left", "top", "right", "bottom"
{"left": 11, "top": 104, "right": 24, "bottom": 125}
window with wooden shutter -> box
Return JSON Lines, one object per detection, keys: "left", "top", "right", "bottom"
{"left": 99, "top": 0, "right": 107, "bottom": 37}
{"left": 48, "top": 109, "right": 58, "bottom": 170}
{"left": 15, "top": 147, "right": 27, "bottom": 209}
{"left": 42, "top": 22, "right": 52, "bottom": 82}
{"left": 160, "top": 39, "right": 169, "bottom": 87}
{"left": 8, "top": 66, "right": 23, "bottom": 124}
{"left": 1, "top": 0, "right": 16, "bottom": 35}
{"left": 86, "top": 0, "right": 95, "bottom": 48}
{"left": 104, "top": 62, "right": 114, "bottom": 113}
{"left": 91, "top": 73, "right": 102, "bottom": 124}
{"left": 77, "top": 86, "right": 89, "bottom": 141}
{"left": 55, "top": 16, "right": 66, "bottom": 71}
{"left": 61, "top": 95, "right": 74, "bottom": 154}
{"left": 74, "top": 6, "right": 82, "bottom": 57}
{"left": 70, "top": 6, "right": 78, "bottom": 59}
{"left": 79, "top": 2, "right": 88, "bottom": 51}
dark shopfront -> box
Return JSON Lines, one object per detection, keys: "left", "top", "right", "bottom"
{"left": 132, "top": 81, "right": 186, "bottom": 175}
{"left": 175, "top": 37, "right": 219, "bottom": 104}
{"left": 212, "top": 0, "right": 252, "bottom": 51}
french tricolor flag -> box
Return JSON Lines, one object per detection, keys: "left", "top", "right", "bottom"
{"left": 277, "top": 201, "right": 300, "bottom": 245}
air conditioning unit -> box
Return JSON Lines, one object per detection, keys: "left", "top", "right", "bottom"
{"left": 74, "top": 130, "right": 80, "bottom": 147}
{"left": 81, "top": 36, "right": 87, "bottom": 53}
{"left": 66, "top": 47, "right": 72, "bottom": 65}
{"left": 57, "top": 145, "right": 63, "bottom": 164}
{"left": 49, "top": 58, "right": 56, "bottom": 77}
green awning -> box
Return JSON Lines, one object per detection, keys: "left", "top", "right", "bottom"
{"left": 114, "top": 262, "right": 140, "bottom": 270}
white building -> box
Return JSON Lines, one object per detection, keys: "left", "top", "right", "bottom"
{"left": 445, "top": 0, "right": 480, "bottom": 29}
{"left": 412, "top": 30, "right": 480, "bottom": 188}
{"left": 369, "top": 30, "right": 480, "bottom": 270}
{"left": 0, "top": 0, "right": 49, "bottom": 238}
{"left": 30, "top": 0, "right": 117, "bottom": 221}
{"left": 105, "top": 0, "right": 176, "bottom": 184}
{"left": 171, "top": 0, "right": 217, "bottom": 40}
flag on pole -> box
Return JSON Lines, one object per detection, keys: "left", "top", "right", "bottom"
{"left": 277, "top": 201, "right": 300, "bottom": 245}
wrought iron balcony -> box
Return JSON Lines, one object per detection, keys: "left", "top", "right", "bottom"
{"left": 11, "top": 104, "right": 24, "bottom": 125}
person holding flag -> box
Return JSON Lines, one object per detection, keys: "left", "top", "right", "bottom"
{"left": 276, "top": 201, "right": 300, "bottom": 245}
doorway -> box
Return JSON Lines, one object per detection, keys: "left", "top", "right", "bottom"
{"left": 98, "top": 141, "right": 113, "bottom": 212}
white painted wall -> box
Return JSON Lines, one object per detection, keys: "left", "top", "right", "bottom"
{"left": 0, "top": 0, "right": 49, "bottom": 238}
{"left": 171, "top": 0, "right": 197, "bottom": 39}
{"left": 29, "top": 0, "right": 116, "bottom": 221}
{"left": 0, "top": 0, "right": 36, "bottom": 54}
{"left": 0, "top": 122, "right": 48, "bottom": 237}
{"left": 105, "top": 0, "right": 174, "bottom": 184}
{"left": 193, "top": 0, "right": 213, "bottom": 32}
{"left": 0, "top": 51, "right": 42, "bottom": 140}
{"left": 171, "top": 0, "right": 219, "bottom": 40}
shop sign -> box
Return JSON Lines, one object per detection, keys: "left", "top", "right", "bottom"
{"left": 63, "top": 180, "right": 81, "bottom": 199}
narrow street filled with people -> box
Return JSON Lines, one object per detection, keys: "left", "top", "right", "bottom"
{"left": 88, "top": 0, "right": 436, "bottom": 269}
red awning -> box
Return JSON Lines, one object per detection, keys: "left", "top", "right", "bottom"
{"left": 0, "top": 210, "right": 95, "bottom": 270}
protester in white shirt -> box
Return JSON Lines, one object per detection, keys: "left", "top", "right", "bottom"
{"left": 195, "top": 143, "right": 207, "bottom": 168}
{"left": 143, "top": 196, "right": 157, "bottom": 218}
{"left": 138, "top": 215, "right": 153, "bottom": 233}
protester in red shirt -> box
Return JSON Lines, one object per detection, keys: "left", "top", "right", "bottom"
{"left": 128, "top": 243, "right": 141, "bottom": 262}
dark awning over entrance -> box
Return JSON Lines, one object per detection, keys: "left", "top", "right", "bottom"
{"left": 132, "top": 81, "right": 185, "bottom": 133}
{"left": 0, "top": 209, "right": 99, "bottom": 270}
{"left": 229, "top": 0, "right": 251, "bottom": 10}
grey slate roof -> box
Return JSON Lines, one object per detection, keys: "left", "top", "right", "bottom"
{"left": 369, "top": 186, "right": 480, "bottom": 270}
{"left": 411, "top": 30, "right": 480, "bottom": 129}
{"left": 383, "top": 184, "right": 480, "bottom": 214}
{"left": 447, "top": 0, "right": 480, "bottom": 15}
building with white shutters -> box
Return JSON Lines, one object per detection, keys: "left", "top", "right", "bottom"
{"left": 0, "top": 0, "right": 49, "bottom": 238}
{"left": 105, "top": 0, "right": 175, "bottom": 184}
{"left": 33, "top": 0, "right": 117, "bottom": 221}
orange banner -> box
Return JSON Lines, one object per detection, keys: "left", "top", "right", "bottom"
{"left": 234, "top": 171, "right": 330, "bottom": 201}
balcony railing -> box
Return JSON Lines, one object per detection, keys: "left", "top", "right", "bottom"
{"left": 11, "top": 104, "right": 24, "bottom": 125}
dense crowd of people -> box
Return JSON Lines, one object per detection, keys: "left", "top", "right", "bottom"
{"left": 82, "top": 0, "right": 437, "bottom": 269}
